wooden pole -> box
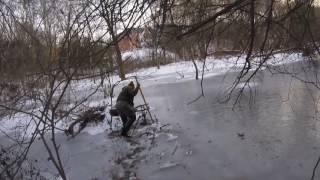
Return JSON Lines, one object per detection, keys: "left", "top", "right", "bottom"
{"left": 134, "top": 76, "right": 154, "bottom": 122}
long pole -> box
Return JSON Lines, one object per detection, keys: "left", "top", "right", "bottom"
{"left": 134, "top": 76, "right": 154, "bottom": 122}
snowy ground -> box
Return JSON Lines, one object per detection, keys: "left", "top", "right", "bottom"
{"left": 1, "top": 52, "right": 320, "bottom": 179}
{"left": 122, "top": 48, "right": 176, "bottom": 62}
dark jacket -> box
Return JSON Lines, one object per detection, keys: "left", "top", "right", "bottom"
{"left": 116, "top": 86, "right": 139, "bottom": 106}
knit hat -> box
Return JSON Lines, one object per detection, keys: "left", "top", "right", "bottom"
{"left": 128, "top": 81, "right": 134, "bottom": 87}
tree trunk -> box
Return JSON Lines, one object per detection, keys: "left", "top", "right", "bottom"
{"left": 114, "top": 43, "right": 125, "bottom": 80}
{"left": 162, "top": 47, "right": 166, "bottom": 64}
{"left": 155, "top": 45, "right": 160, "bottom": 69}
{"left": 109, "top": 30, "right": 125, "bottom": 80}
{"left": 191, "top": 58, "right": 199, "bottom": 80}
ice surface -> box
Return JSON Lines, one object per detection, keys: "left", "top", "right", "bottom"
{"left": 2, "top": 52, "right": 318, "bottom": 180}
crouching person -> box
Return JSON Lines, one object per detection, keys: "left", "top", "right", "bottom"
{"left": 116, "top": 81, "right": 140, "bottom": 137}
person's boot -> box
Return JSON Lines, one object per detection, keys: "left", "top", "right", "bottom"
{"left": 121, "top": 129, "right": 131, "bottom": 138}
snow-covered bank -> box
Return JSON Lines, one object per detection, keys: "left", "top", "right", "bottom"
{"left": 122, "top": 48, "right": 176, "bottom": 61}
{"left": 125, "top": 52, "right": 304, "bottom": 86}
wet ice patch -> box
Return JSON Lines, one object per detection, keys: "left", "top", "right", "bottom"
{"left": 159, "top": 161, "right": 179, "bottom": 170}
{"left": 105, "top": 121, "right": 178, "bottom": 180}
{"left": 167, "top": 133, "right": 178, "bottom": 142}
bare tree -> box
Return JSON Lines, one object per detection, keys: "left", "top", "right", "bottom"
{"left": 0, "top": 0, "right": 111, "bottom": 179}
{"left": 91, "top": 0, "right": 156, "bottom": 80}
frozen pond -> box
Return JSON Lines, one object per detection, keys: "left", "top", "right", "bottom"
{"left": 137, "top": 62, "right": 320, "bottom": 180}
{"left": 1, "top": 61, "right": 320, "bottom": 179}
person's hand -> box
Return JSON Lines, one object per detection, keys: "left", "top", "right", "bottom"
{"left": 137, "top": 82, "right": 140, "bottom": 89}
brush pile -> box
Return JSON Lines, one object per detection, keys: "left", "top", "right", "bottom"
{"left": 65, "top": 106, "right": 106, "bottom": 137}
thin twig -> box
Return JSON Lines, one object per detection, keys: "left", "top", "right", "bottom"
{"left": 311, "top": 156, "right": 320, "bottom": 180}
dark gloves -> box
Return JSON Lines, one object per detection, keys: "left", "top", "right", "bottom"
{"left": 136, "top": 82, "right": 140, "bottom": 89}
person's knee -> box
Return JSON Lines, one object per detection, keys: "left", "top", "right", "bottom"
{"left": 129, "top": 113, "right": 136, "bottom": 121}
{"left": 120, "top": 114, "right": 127, "bottom": 123}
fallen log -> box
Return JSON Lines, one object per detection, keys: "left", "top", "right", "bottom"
{"left": 64, "top": 106, "right": 105, "bottom": 137}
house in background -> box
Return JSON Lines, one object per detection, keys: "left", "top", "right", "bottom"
{"left": 117, "top": 27, "right": 155, "bottom": 52}
{"left": 118, "top": 28, "right": 144, "bottom": 52}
